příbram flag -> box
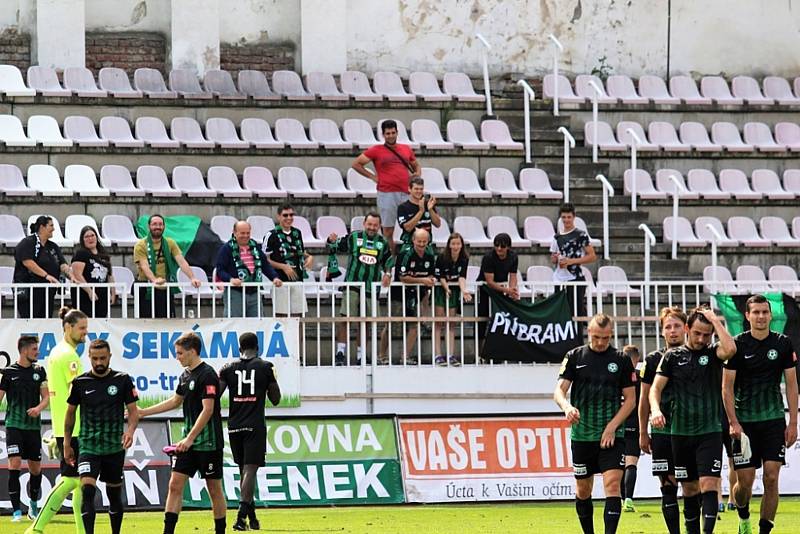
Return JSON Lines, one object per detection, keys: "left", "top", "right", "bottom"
{"left": 482, "top": 289, "right": 581, "bottom": 363}
{"left": 715, "top": 292, "right": 800, "bottom": 352}
{"left": 135, "top": 215, "right": 223, "bottom": 275}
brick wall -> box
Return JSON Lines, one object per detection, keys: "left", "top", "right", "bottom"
{"left": 85, "top": 32, "right": 167, "bottom": 76}
{"left": 220, "top": 42, "right": 295, "bottom": 74}
{"left": 0, "top": 30, "right": 31, "bottom": 72}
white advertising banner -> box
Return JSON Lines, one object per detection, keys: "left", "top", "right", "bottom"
{"left": 0, "top": 318, "right": 301, "bottom": 407}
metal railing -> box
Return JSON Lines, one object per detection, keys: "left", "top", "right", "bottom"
{"left": 588, "top": 79, "right": 604, "bottom": 163}
{"left": 668, "top": 172, "right": 687, "bottom": 260}
{"left": 475, "top": 33, "right": 493, "bottom": 117}
{"left": 517, "top": 79, "right": 535, "bottom": 164}
{"left": 638, "top": 224, "right": 656, "bottom": 310}
{"left": 549, "top": 34, "right": 564, "bottom": 116}
{"left": 626, "top": 127, "right": 644, "bottom": 211}
{"left": 595, "top": 173, "right": 614, "bottom": 260}
{"left": 557, "top": 126, "right": 576, "bottom": 201}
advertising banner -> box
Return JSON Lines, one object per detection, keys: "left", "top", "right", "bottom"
{"left": 0, "top": 318, "right": 301, "bottom": 407}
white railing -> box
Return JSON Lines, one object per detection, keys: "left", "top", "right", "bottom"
{"left": 705, "top": 223, "right": 724, "bottom": 306}
{"left": 668, "top": 172, "right": 687, "bottom": 260}
{"left": 517, "top": 79, "right": 535, "bottom": 164}
{"left": 589, "top": 79, "right": 604, "bottom": 163}
{"left": 626, "top": 127, "right": 644, "bottom": 211}
{"left": 595, "top": 173, "right": 614, "bottom": 260}
{"left": 475, "top": 33, "right": 493, "bottom": 117}
{"left": 638, "top": 223, "right": 656, "bottom": 310}
{"left": 549, "top": 33, "right": 564, "bottom": 116}
{"left": 557, "top": 126, "right": 576, "bottom": 201}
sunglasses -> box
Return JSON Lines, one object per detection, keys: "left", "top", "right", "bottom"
{"left": 281, "top": 213, "right": 295, "bottom": 218}
{"left": 494, "top": 244, "right": 509, "bottom": 249}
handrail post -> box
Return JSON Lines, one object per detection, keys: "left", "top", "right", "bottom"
{"left": 589, "top": 80, "right": 603, "bottom": 163}
{"left": 705, "top": 223, "right": 724, "bottom": 307}
{"left": 517, "top": 80, "right": 535, "bottom": 164}
{"left": 595, "top": 174, "right": 614, "bottom": 260}
{"left": 476, "top": 33, "right": 493, "bottom": 117}
{"left": 549, "top": 34, "right": 564, "bottom": 116}
{"left": 668, "top": 173, "right": 687, "bottom": 260}
{"left": 638, "top": 223, "right": 656, "bottom": 310}
{"left": 626, "top": 127, "right": 642, "bottom": 212}
{"left": 557, "top": 126, "right": 575, "bottom": 202}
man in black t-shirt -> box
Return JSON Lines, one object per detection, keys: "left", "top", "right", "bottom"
{"left": 396, "top": 176, "right": 441, "bottom": 247}
{"left": 264, "top": 204, "right": 313, "bottom": 316}
{"left": 219, "top": 332, "right": 281, "bottom": 532}
{"left": 393, "top": 229, "right": 436, "bottom": 364}
{"left": 550, "top": 203, "right": 596, "bottom": 321}
{"left": 477, "top": 233, "right": 519, "bottom": 344}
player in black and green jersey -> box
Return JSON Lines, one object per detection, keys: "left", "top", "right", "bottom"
{"left": 722, "top": 294, "right": 798, "bottom": 534}
{"left": 394, "top": 228, "right": 437, "bottom": 365}
{"left": 650, "top": 306, "right": 736, "bottom": 534}
{"left": 139, "top": 332, "right": 226, "bottom": 534}
{"left": 64, "top": 339, "right": 139, "bottom": 534}
{"left": 638, "top": 306, "right": 687, "bottom": 534}
{"left": 555, "top": 314, "right": 636, "bottom": 534}
{"left": 326, "top": 211, "right": 393, "bottom": 366}
{"left": 0, "top": 335, "right": 49, "bottom": 521}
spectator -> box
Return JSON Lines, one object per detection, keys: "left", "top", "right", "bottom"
{"left": 550, "top": 202, "right": 596, "bottom": 320}
{"left": 433, "top": 232, "right": 471, "bottom": 367}
{"left": 71, "top": 226, "right": 116, "bottom": 318}
{"left": 393, "top": 229, "right": 436, "bottom": 364}
{"left": 215, "top": 220, "right": 282, "bottom": 318}
{"left": 133, "top": 214, "right": 200, "bottom": 318}
{"left": 264, "top": 204, "right": 312, "bottom": 317}
{"left": 326, "top": 212, "right": 393, "bottom": 366}
{"left": 352, "top": 119, "right": 421, "bottom": 253}
{"left": 13, "top": 216, "right": 76, "bottom": 318}
{"left": 477, "top": 233, "right": 519, "bottom": 345}
{"left": 397, "top": 176, "right": 441, "bottom": 248}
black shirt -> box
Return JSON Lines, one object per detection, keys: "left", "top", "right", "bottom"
{"left": 640, "top": 349, "right": 671, "bottom": 435}
{"left": 0, "top": 363, "right": 47, "bottom": 430}
{"left": 219, "top": 357, "right": 278, "bottom": 432}
{"left": 14, "top": 235, "right": 66, "bottom": 283}
{"left": 477, "top": 250, "right": 518, "bottom": 283}
{"left": 176, "top": 362, "right": 223, "bottom": 451}
{"left": 397, "top": 200, "right": 434, "bottom": 246}
{"left": 265, "top": 227, "right": 305, "bottom": 281}
{"left": 435, "top": 255, "right": 468, "bottom": 283}
{"left": 72, "top": 248, "right": 111, "bottom": 284}
{"left": 395, "top": 245, "right": 436, "bottom": 282}
{"left": 553, "top": 229, "right": 590, "bottom": 280}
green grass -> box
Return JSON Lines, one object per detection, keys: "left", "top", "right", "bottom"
{"left": 11, "top": 498, "right": 800, "bottom": 533}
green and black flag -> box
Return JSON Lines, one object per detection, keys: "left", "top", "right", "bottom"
{"left": 716, "top": 292, "right": 800, "bottom": 352}
{"left": 135, "top": 215, "right": 223, "bottom": 275}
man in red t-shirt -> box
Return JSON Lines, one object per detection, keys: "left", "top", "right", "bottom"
{"left": 352, "top": 119, "right": 421, "bottom": 253}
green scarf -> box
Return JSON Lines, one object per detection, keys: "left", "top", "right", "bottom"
{"left": 229, "top": 237, "right": 263, "bottom": 282}
{"left": 146, "top": 235, "right": 179, "bottom": 295}
{"left": 273, "top": 225, "right": 308, "bottom": 280}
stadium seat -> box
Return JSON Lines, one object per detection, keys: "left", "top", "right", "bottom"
{"left": 272, "top": 70, "right": 314, "bottom": 100}
{"left": 101, "top": 215, "right": 138, "bottom": 246}
{"left": 373, "top": 71, "right": 415, "bottom": 101}
{"left": 305, "top": 72, "right": 348, "bottom": 101}
{"left": 135, "top": 117, "right": 179, "bottom": 148}
{"left": 711, "top": 122, "right": 753, "bottom": 152}
{"left": 27, "top": 66, "right": 72, "bottom": 96}
{"left": 350, "top": 216, "right": 365, "bottom": 232}
{"left": 526, "top": 266, "right": 557, "bottom": 296}
{"left": 98, "top": 67, "right": 143, "bottom": 98}
{"left": 662, "top": 216, "right": 705, "bottom": 247}
{"left": 679, "top": 122, "right": 722, "bottom": 151}
{"left": 616, "top": 121, "right": 658, "bottom": 150}
{"left": 727, "top": 216, "right": 771, "bottom": 247}
{"left": 63, "top": 67, "right": 107, "bottom": 97}
{"left": 763, "top": 76, "right": 800, "bottom": 105}
{"left": 784, "top": 169, "right": 800, "bottom": 195}
{"left": 316, "top": 216, "right": 348, "bottom": 242}
{"left": 731, "top": 76, "right": 774, "bottom": 105}
{"left": 519, "top": 168, "right": 562, "bottom": 199}
{"left": 670, "top": 76, "right": 712, "bottom": 105}
{"left": 768, "top": 265, "right": 800, "bottom": 294}
{"left": 27, "top": 164, "right": 72, "bottom": 196}
{"left": 648, "top": 122, "right": 690, "bottom": 151}
{"left": 584, "top": 121, "right": 626, "bottom": 151}
{"left": 448, "top": 168, "right": 491, "bottom": 198}
{"left": 447, "top": 119, "right": 490, "bottom": 150}
{"left": 177, "top": 266, "right": 219, "bottom": 299}
{"left": 172, "top": 166, "right": 216, "bottom": 197}
{"left": 292, "top": 215, "right": 325, "bottom": 248}
{"left": 703, "top": 266, "right": 743, "bottom": 295}
{"left": 443, "top": 72, "right": 484, "bottom": 102}
{"left": 557, "top": 217, "right": 601, "bottom": 248}
{"left": 488, "top": 216, "right": 530, "bottom": 247}
{"left": 64, "top": 116, "right": 109, "bottom": 147}
{"left": 65, "top": 214, "right": 109, "bottom": 246}
{"left": 774, "top": 122, "right": 800, "bottom": 151}
{"left": 638, "top": 75, "right": 680, "bottom": 105}
{"left": 312, "top": 167, "right": 356, "bottom": 198}
{"left": 695, "top": 216, "right": 739, "bottom": 247}
{"left": 0, "top": 214, "right": 25, "bottom": 246}
{"left": 752, "top": 169, "right": 794, "bottom": 199}
{"left": 278, "top": 167, "right": 322, "bottom": 198}
{"left": 64, "top": 164, "right": 110, "bottom": 197}
{"left": 112, "top": 266, "right": 135, "bottom": 296}
{"left": 210, "top": 215, "right": 237, "bottom": 241}
{"left": 136, "top": 165, "right": 181, "bottom": 197}
{"left": 309, "top": 118, "right": 352, "bottom": 149}
{"left": 624, "top": 169, "right": 667, "bottom": 199}
{"left": 481, "top": 120, "right": 524, "bottom": 150}
{"left": 411, "top": 119, "right": 454, "bottom": 150}
{"left": 346, "top": 168, "right": 377, "bottom": 198}
{"left": 340, "top": 71, "right": 383, "bottom": 102}
{"left": 205, "top": 117, "right": 249, "bottom": 149}
{"left": 274, "top": 118, "right": 318, "bottom": 149}
{"left": 793, "top": 217, "right": 800, "bottom": 241}
{"left": 0, "top": 65, "right": 35, "bottom": 96}
{"left": 409, "top": 71, "right": 450, "bottom": 101}
{"left": 431, "top": 218, "right": 450, "bottom": 248}
{"left": 343, "top": 118, "right": 379, "bottom": 148}
{"left": 236, "top": 70, "right": 280, "bottom": 100}
{"left": 240, "top": 118, "right": 283, "bottom": 149}
{"left": 168, "top": 69, "right": 212, "bottom": 98}
{"left": 243, "top": 166, "right": 286, "bottom": 198}
{"left": 655, "top": 170, "right": 699, "bottom": 199}
{"left": 542, "top": 74, "right": 585, "bottom": 104}
{"left": 170, "top": 117, "right": 214, "bottom": 148}
{"left": 687, "top": 169, "right": 730, "bottom": 199}
{"left": 465, "top": 265, "right": 481, "bottom": 294}
{"left": 743, "top": 122, "right": 786, "bottom": 152}
{"left": 99, "top": 116, "right": 144, "bottom": 147}
{"left": 759, "top": 216, "right": 800, "bottom": 246}
{"left": 0, "top": 164, "right": 34, "bottom": 195}
{"left": 0, "top": 115, "right": 36, "bottom": 146}
{"left": 719, "top": 169, "right": 762, "bottom": 199}
{"left": 523, "top": 216, "right": 556, "bottom": 247}
{"left": 485, "top": 167, "right": 527, "bottom": 198}
{"left": 133, "top": 68, "right": 177, "bottom": 98}
{"left": 376, "top": 118, "right": 418, "bottom": 148}
{"left": 597, "top": 266, "right": 641, "bottom": 297}
{"left": 207, "top": 166, "right": 251, "bottom": 198}
{"left": 420, "top": 167, "right": 457, "bottom": 199}
{"left": 27, "top": 215, "right": 71, "bottom": 247}
{"left": 575, "top": 74, "right": 617, "bottom": 103}
{"left": 735, "top": 265, "right": 772, "bottom": 293}
{"left": 606, "top": 75, "right": 648, "bottom": 104}
{"left": 700, "top": 76, "right": 743, "bottom": 105}
{"left": 203, "top": 69, "right": 246, "bottom": 99}
{"left": 0, "top": 266, "right": 13, "bottom": 295}
{"left": 453, "top": 216, "right": 492, "bottom": 247}
{"left": 100, "top": 165, "right": 145, "bottom": 196}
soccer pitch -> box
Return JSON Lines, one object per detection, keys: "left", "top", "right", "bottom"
{"left": 12, "top": 499, "right": 800, "bottom": 533}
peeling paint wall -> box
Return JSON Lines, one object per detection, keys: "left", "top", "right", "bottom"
{"left": 219, "top": 0, "right": 300, "bottom": 44}
{"left": 85, "top": 0, "right": 171, "bottom": 34}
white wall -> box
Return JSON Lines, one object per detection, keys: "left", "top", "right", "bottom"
{"left": 219, "top": 0, "right": 300, "bottom": 44}
{"left": 85, "top": 0, "right": 171, "bottom": 34}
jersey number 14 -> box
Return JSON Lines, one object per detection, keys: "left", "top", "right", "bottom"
{"left": 234, "top": 369, "right": 256, "bottom": 396}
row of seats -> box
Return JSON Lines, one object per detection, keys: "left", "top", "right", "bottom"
{"left": 586, "top": 119, "right": 800, "bottom": 153}
{"left": 703, "top": 265, "right": 800, "bottom": 295}
{"left": 0, "top": 64, "right": 485, "bottom": 102}
{"left": 0, "top": 163, "right": 562, "bottom": 200}
{"left": 624, "top": 168, "right": 800, "bottom": 200}
{"left": 0, "top": 114, "right": 520, "bottom": 151}
{"left": 663, "top": 216, "right": 800, "bottom": 248}
{"left": 545, "top": 73, "right": 800, "bottom": 106}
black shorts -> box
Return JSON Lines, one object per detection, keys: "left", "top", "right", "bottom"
{"left": 229, "top": 427, "right": 266, "bottom": 467}
{"left": 651, "top": 433, "right": 675, "bottom": 477}
{"left": 624, "top": 427, "right": 641, "bottom": 458}
{"left": 172, "top": 449, "right": 223, "bottom": 479}
{"left": 734, "top": 419, "right": 787, "bottom": 470}
{"left": 56, "top": 437, "right": 80, "bottom": 477}
{"left": 571, "top": 440, "right": 625, "bottom": 479}
{"left": 6, "top": 428, "right": 42, "bottom": 462}
{"left": 78, "top": 451, "right": 125, "bottom": 484}
{"left": 672, "top": 432, "right": 722, "bottom": 481}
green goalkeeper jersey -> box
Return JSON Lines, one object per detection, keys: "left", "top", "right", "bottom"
{"left": 47, "top": 340, "right": 83, "bottom": 438}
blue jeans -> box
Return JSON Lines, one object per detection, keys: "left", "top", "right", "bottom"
{"left": 225, "top": 288, "right": 261, "bottom": 317}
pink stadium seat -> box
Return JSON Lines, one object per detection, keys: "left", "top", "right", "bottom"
{"left": 246, "top": 215, "right": 274, "bottom": 243}
{"left": 205, "top": 117, "right": 248, "bottom": 149}
{"left": 170, "top": 117, "right": 214, "bottom": 148}
{"left": 277, "top": 167, "right": 322, "bottom": 198}
{"left": 773, "top": 122, "right": 800, "bottom": 151}
{"left": 669, "top": 76, "right": 711, "bottom": 105}
{"left": 292, "top": 215, "right": 325, "bottom": 248}
{"left": 99, "top": 116, "right": 144, "bottom": 147}
{"left": 655, "top": 169, "right": 699, "bottom": 199}
{"left": 340, "top": 71, "right": 382, "bottom": 102}
{"left": 687, "top": 169, "right": 730, "bottom": 199}
{"left": 703, "top": 266, "right": 743, "bottom": 295}
{"left": 272, "top": 70, "right": 315, "bottom": 100}
{"left": 432, "top": 218, "right": 450, "bottom": 248}
{"left": 768, "top": 265, "right": 800, "bottom": 294}
{"left": 542, "top": 74, "right": 585, "bottom": 104}
{"left": 168, "top": 69, "right": 212, "bottom": 99}
{"left": 597, "top": 266, "right": 641, "bottom": 297}
{"left": 616, "top": 121, "right": 658, "bottom": 150}
{"left": 64, "top": 164, "right": 110, "bottom": 197}
{"left": 735, "top": 265, "right": 772, "bottom": 293}
{"left": 135, "top": 117, "right": 179, "bottom": 148}
{"left": 727, "top": 216, "right": 770, "bottom": 246}
{"left": 446, "top": 119, "right": 489, "bottom": 150}
{"left": 662, "top": 216, "right": 705, "bottom": 247}
{"left": 487, "top": 216, "right": 530, "bottom": 247}
{"left": 443, "top": 72, "right": 484, "bottom": 102}
{"left": 523, "top": 216, "right": 556, "bottom": 247}
{"left": 203, "top": 69, "right": 246, "bottom": 99}
{"left": 760, "top": 216, "right": 800, "bottom": 246}
{"left": 519, "top": 168, "right": 562, "bottom": 199}
{"left": 575, "top": 75, "right": 616, "bottom": 104}
{"left": 481, "top": 120, "right": 523, "bottom": 150}
{"left": 236, "top": 70, "right": 280, "bottom": 100}
{"left": 453, "top": 216, "right": 492, "bottom": 247}
{"left": 210, "top": 215, "right": 237, "bottom": 241}
{"left": 309, "top": 118, "right": 352, "bottom": 149}
{"left": 0, "top": 214, "right": 25, "bottom": 246}
{"left": 243, "top": 166, "right": 286, "bottom": 198}
{"left": 751, "top": 169, "right": 794, "bottom": 199}
{"left": 695, "top": 216, "right": 739, "bottom": 246}
{"left": 584, "top": 121, "right": 626, "bottom": 151}
{"left": 64, "top": 116, "right": 109, "bottom": 147}
{"left": 743, "top": 122, "right": 786, "bottom": 152}
{"left": 526, "top": 266, "right": 557, "bottom": 296}
{"left": 624, "top": 169, "right": 667, "bottom": 199}
{"left": 794, "top": 217, "right": 800, "bottom": 240}
{"left": 208, "top": 166, "right": 251, "bottom": 198}
{"left": 274, "top": 118, "right": 318, "bottom": 149}
{"left": 133, "top": 68, "right": 177, "bottom": 98}
{"left": 240, "top": 118, "right": 283, "bottom": 149}
{"left": 485, "top": 168, "right": 527, "bottom": 199}
{"left": 312, "top": 167, "right": 356, "bottom": 198}
{"left": 784, "top": 169, "right": 800, "bottom": 195}
{"left": 343, "top": 118, "right": 379, "bottom": 148}
{"left": 316, "top": 216, "right": 348, "bottom": 242}
{"left": 731, "top": 76, "right": 774, "bottom": 105}
{"left": 648, "top": 122, "right": 690, "bottom": 151}
{"left": 719, "top": 169, "right": 761, "bottom": 199}
{"left": 0, "top": 164, "right": 35, "bottom": 196}
{"left": 700, "top": 76, "right": 743, "bottom": 105}
{"left": 99, "top": 67, "right": 142, "bottom": 98}
{"left": 100, "top": 164, "right": 145, "bottom": 196}
{"left": 711, "top": 122, "right": 753, "bottom": 152}
{"left": 172, "top": 166, "right": 216, "bottom": 197}
{"left": 409, "top": 72, "right": 450, "bottom": 101}
{"left": 136, "top": 165, "right": 181, "bottom": 197}
{"left": 27, "top": 66, "right": 71, "bottom": 97}
{"left": 420, "top": 167, "right": 458, "bottom": 199}
{"left": 790, "top": 77, "right": 800, "bottom": 102}
{"left": 349, "top": 216, "right": 364, "bottom": 232}
{"left": 65, "top": 215, "right": 108, "bottom": 246}
{"left": 305, "top": 72, "right": 348, "bottom": 101}
{"left": 411, "top": 119, "right": 454, "bottom": 150}
{"left": 763, "top": 76, "right": 800, "bottom": 105}
{"left": 373, "top": 71, "right": 415, "bottom": 102}
{"left": 606, "top": 75, "right": 648, "bottom": 104}
{"left": 679, "top": 122, "right": 722, "bottom": 151}
{"left": 346, "top": 169, "right": 377, "bottom": 198}
{"left": 377, "top": 118, "right": 419, "bottom": 149}
{"left": 63, "top": 67, "right": 107, "bottom": 97}
{"left": 448, "top": 168, "right": 491, "bottom": 198}
{"left": 638, "top": 75, "right": 680, "bottom": 105}
{"left": 101, "top": 215, "right": 138, "bottom": 247}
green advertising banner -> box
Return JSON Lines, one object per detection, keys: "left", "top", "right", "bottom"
{"left": 170, "top": 417, "right": 405, "bottom": 507}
